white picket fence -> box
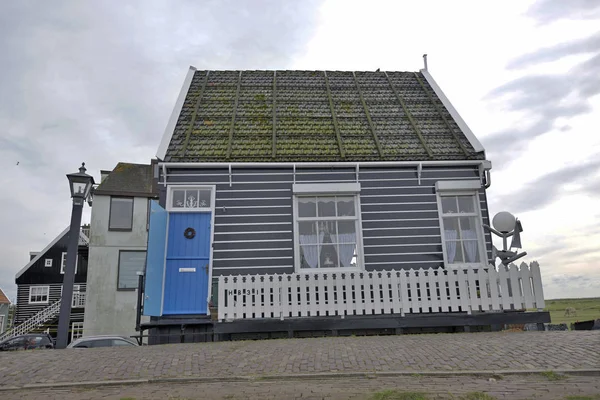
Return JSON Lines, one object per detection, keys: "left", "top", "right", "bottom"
{"left": 217, "top": 262, "right": 545, "bottom": 321}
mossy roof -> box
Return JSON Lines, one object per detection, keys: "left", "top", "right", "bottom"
{"left": 163, "top": 70, "right": 484, "bottom": 162}
{"left": 94, "top": 162, "right": 156, "bottom": 197}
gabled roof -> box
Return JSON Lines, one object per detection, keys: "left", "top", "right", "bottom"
{"left": 93, "top": 162, "right": 156, "bottom": 198}
{"left": 157, "top": 67, "right": 485, "bottom": 163}
{"left": 15, "top": 227, "right": 89, "bottom": 280}
{"left": 0, "top": 288, "right": 10, "bottom": 304}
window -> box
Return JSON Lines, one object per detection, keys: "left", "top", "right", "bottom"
{"left": 169, "top": 187, "right": 212, "bottom": 211}
{"left": 293, "top": 190, "right": 363, "bottom": 271}
{"left": 436, "top": 188, "right": 486, "bottom": 268}
{"left": 29, "top": 286, "right": 49, "bottom": 304}
{"left": 71, "top": 322, "right": 84, "bottom": 341}
{"left": 112, "top": 339, "right": 136, "bottom": 346}
{"left": 109, "top": 197, "right": 134, "bottom": 230}
{"left": 60, "top": 252, "right": 78, "bottom": 274}
{"left": 146, "top": 198, "right": 152, "bottom": 230}
{"left": 118, "top": 251, "right": 146, "bottom": 290}
{"left": 44, "top": 259, "right": 52, "bottom": 267}
{"left": 0, "top": 315, "right": 4, "bottom": 332}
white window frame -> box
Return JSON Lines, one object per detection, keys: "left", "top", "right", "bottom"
{"left": 166, "top": 185, "right": 216, "bottom": 212}
{"left": 71, "top": 322, "right": 84, "bottom": 341}
{"left": 44, "top": 259, "right": 52, "bottom": 267}
{"left": 60, "top": 252, "right": 78, "bottom": 274}
{"left": 292, "top": 183, "right": 364, "bottom": 273}
{"left": 29, "top": 286, "right": 50, "bottom": 304}
{"left": 0, "top": 315, "right": 5, "bottom": 333}
{"left": 435, "top": 182, "right": 487, "bottom": 269}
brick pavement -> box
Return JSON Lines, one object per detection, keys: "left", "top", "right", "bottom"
{"left": 2, "top": 375, "right": 600, "bottom": 399}
{"left": 0, "top": 331, "right": 598, "bottom": 390}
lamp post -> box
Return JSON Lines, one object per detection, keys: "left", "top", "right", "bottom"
{"left": 56, "top": 163, "right": 95, "bottom": 349}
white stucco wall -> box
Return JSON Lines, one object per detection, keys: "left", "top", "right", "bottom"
{"left": 83, "top": 195, "right": 150, "bottom": 337}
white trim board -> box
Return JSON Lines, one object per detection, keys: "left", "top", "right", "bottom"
{"left": 156, "top": 66, "right": 197, "bottom": 160}
{"left": 420, "top": 68, "right": 485, "bottom": 156}
{"left": 15, "top": 227, "right": 69, "bottom": 280}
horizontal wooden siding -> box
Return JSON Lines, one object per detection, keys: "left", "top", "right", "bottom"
{"left": 162, "top": 166, "right": 492, "bottom": 276}
{"left": 15, "top": 283, "right": 86, "bottom": 324}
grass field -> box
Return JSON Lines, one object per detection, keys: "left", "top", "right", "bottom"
{"left": 544, "top": 297, "right": 600, "bottom": 326}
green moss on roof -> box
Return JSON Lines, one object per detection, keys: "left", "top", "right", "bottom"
{"left": 165, "top": 70, "right": 484, "bottom": 162}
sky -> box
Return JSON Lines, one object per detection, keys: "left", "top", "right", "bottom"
{"left": 1, "top": 0, "right": 599, "bottom": 302}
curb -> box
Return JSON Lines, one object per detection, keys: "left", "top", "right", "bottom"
{"left": 2, "top": 369, "right": 600, "bottom": 391}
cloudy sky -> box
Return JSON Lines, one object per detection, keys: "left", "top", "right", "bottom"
{"left": 1, "top": 0, "right": 599, "bottom": 302}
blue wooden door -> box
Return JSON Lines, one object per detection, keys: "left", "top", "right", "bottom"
{"left": 143, "top": 200, "right": 167, "bottom": 316}
{"left": 163, "top": 212, "right": 211, "bottom": 315}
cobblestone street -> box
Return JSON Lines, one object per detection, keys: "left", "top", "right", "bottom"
{"left": 2, "top": 374, "right": 600, "bottom": 399}
{"left": 0, "top": 331, "right": 599, "bottom": 399}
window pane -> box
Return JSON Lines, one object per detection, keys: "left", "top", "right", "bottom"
{"left": 462, "top": 240, "right": 480, "bottom": 263}
{"left": 337, "top": 220, "right": 356, "bottom": 235}
{"left": 320, "top": 243, "right": 339, "bottom": 268}
{"left": 300, "top": 245, "right": 319, "bottom": 269}
{"left": 442, "top": 217, "right": 459, "bottom": 240}
{"left": 317, "top": 197, "right": 336, "bottom": 217}
{"left": 109, "top": 198, "right": 133, "bottom": 230}
{"left": 441, "top": 196, "right": 457, "bottom": 214}
{"left": 297, "top": 197, "right": 316, "bottom": 218}
{"left": 446, "top": 241, "right": 464, "bottom": 263}
{"left": 318, "top": 220, "right": 336, "bottom": 237}
{"left": 457, "top": 196, "right": 475, "bottom": 213}
{"left": 172, "top": 190, "right": 185, "bottom": 208}
{"left": 198, "top": 190, "right": 211, "bottom": 207}
{"left": 459, "top": 217, "right": 478, "bottom": 239}
{"left": 112, "top": 339, "right": 135, "bottom": 346}
{"left": 336, "top": 197, "right": 355, "bottom": 217}
{"left": 185, "top": 190, "right": 198, "bottom": 208}
{"left": 118, "top": 251, "right": 146, "bottom": 289}
{"left": 298, "top": 221, "right": 316, "bottom": 236}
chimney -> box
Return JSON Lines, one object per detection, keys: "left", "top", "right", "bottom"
{"left": 423, "top": 54, "right": 428, "bottom": 71}
{"left": 100, "top": 170, "right": 111, "bottom": 183}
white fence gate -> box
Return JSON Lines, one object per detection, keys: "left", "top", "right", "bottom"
{"left": 217, "top": 262, "right": 545, "bottom": 321}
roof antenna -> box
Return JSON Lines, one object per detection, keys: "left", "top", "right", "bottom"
{"left": 423, "top": 54, "right": 428, "bottom": 71}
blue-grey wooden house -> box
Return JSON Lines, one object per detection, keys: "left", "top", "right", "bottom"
{"left": 141, "top": 67, "right": 547, "bottom": 342}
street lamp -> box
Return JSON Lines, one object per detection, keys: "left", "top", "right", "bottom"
{"left": 56, "top": 163, "right": 95, "bottom": 349}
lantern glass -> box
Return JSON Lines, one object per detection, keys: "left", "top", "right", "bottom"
{"left": 492, "top": 211, "right": 516, "bottom": 233}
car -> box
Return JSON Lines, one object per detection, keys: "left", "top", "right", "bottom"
{"left": 0, "top": 334, "right": 55, "bottom": 351}
{"left": 67, "top": 335, "right": 140, "bottom": 348}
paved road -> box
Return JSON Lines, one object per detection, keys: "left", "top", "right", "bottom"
{"left": 0, "top": 332, "right": 598, "bottom": 390}
{"left": 2, "top": 375, "right": 600, "bottom": 399}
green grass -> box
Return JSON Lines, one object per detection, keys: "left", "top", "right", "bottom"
{"left": 540, "top": 371, "right": 567, "bottom": 381}
{"left": 564, "top": 396, "right": 600, "bottom": 400}
{"left": 369, "top": 390, "right": 429, "bottom": 400}
{"left": 544, "top": 297, "right": 600, "bottom": 326}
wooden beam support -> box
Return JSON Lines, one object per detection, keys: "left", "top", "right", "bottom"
{"left": 226, "top": 71, "right": 243, "bottom": 159}
{"left": 272, "top": 71, "right": 277, "bottom": 158}
{"left": 413, "top": 72, "right": 470, "bottom": 157}
{"left": 323, "top": 71, "right": 346, "bottom": 159}
{"left": 384, "top": 72, "right": 434, "bottom": 159}
{"left": 180, "top": 71, "right": 210, "bottom": 158}
{"left": 352, "top": 72, "right": 384, "bottom": 157}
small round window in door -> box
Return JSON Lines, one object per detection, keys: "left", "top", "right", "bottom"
{"left": 184, "top": 227, "right": 196, "bottom": 239}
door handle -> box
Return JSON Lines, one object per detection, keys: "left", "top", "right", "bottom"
{"left": 202, "top": 263, "right": 209, "bottom": 274}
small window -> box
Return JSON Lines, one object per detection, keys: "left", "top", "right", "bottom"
{"left": 437, "top": 190, "right": 486, "bottom": 268}
{"left": 109, "top": 197, "right": 134, "bottom": 230}
{"left": 44, "top": 259, "right": 52, "bottom": 267}
{"left": 60, "top": 252, "right": 78, "bottom": 274}
{"left": 112, "top": 339, "right": 136, "bottom": 346}
{"left": 29, "top": 286, "right": 49, "bottom": 304}
{"left": 118, "top": 251, "right": 146, "bottom": 290}
{"left": 71, "top": 322, "right": 84, "bottom": 341}
{"left": 170, "top": 188, "right": 212, "bottom": 210}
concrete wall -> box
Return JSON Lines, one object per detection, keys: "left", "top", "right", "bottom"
{"left": 84, "top": 195, "right": 149, "bottom": 337}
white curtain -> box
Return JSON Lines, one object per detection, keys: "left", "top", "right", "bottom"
{"left": 299, "top": 232, "right": 324, "bottom": 268}
{"left": 462, "top": 230, "right": 478, "bottom": 262}
{"left": 444, "top": 229, "right": 458, "bottom": 262}
{"left": 332, "top": 232, "right": 356, "bottom": 268}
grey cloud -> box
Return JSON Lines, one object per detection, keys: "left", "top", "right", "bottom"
{"left": 491, "top": 157, "right": 600, "bottom": 214}
{"left": 483, "top": 50, "right": 600, "bottom": 168}
{"left": 550, "top": 274, "right": 600, "bottom": 290}
{"left": 526, "top": 0, "right": 600, "bottom": 25}
{"left": 0, "top": 0, "right": 321, "bottom": 299}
